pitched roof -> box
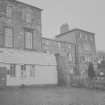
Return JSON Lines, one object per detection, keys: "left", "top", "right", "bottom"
{"left": 42, "top": 37, "right": 74, "bottom": 45}
{"left": 8, "top": 0, "right": 43, "bottom": 11}
{"left": 56, "top": 28, "right": 95, "bottom": 37}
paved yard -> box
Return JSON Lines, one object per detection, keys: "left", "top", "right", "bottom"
{"left": 0, "top": 86, "right": 105, "bottom": 105}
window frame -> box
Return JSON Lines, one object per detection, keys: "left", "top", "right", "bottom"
{"left": 45, "top": 40, "right": 49, "bottom": 45}
{"left": 80, "top": 56, "right": 85, "bottom": 63}
{"left": 79, "top": 32, "right": 82, "bottom": 39}
{"left": 4, "top": 27, "right": 13, "bottom": 48}
{"left": 57, "top": 42, "right": 61, "bottom": 48}
{"left": 6, "top": 6, "right": 12, "bottom": 18}
{"left": 30, "top": 65, "right": 35, "bottom": 78}
{"left": 83, "top": 43, "right": 90, "bottom": 51}
{"left": 68, "top": 44, "right": 72, "bottom": 49}
{"left": 21, "top": 64, "right": 26, "bottom": 78}
{"left": 68, "top": 53, "right": 73, "bottom": 62}
{"left": 25, "top": 9, "right": 33, "bottom": 24}
{"left": 24, "top": 29, "right": 33, "bottom": 49}
{"left": 90, "top": 35, "right": 93, "bottom": 41}
{"left": 9, "top": 64, "right": 16, "bottom": 77}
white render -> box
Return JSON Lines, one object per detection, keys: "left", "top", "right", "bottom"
{"left": 7, "top": 65, "right": 57, "bottom": 86}
{"left": 0, "top": 48, "right": 58, "bottom": 86}
{"left": 0, "top": 48, "right": 56, "bottom": 65}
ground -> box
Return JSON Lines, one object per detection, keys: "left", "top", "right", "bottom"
{"left": 0, "top": 86, "right": 105, "bottom": 105}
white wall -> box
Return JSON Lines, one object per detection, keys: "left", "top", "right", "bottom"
{"left": 7, "top": 65, "right": 58, "bottom": 86}
{"left": 0, "top": 48, "right": 56, "bottom": 65}
{"left": 0, "top": 48, "right": 58, "bottom": 86}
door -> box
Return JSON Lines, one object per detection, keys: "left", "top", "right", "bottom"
{"left": 0, "top": 67, "right": 7, "bottom": 87}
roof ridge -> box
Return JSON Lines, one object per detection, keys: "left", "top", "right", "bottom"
{"left": 56, "top": 28, "right": 95, "bottom": 37}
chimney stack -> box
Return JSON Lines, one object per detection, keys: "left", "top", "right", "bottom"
{"left": 60, "top": 23, "right": 69, "bottom": 34}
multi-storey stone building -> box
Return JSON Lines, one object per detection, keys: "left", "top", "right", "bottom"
{"left": 0, "top": 0, "right": 42, "bottom": 50}
{"left": 0, "top": 0, "right": 97, "bottom": 87}
{"left": 0, "top": 0, "right": 58, "bottom": 87}
{"left": 56, "top": 24, "right": 96, "bottom": 79}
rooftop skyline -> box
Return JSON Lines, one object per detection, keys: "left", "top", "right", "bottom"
{"left": 18, "top": 0, "right": 105, "bottom": 52}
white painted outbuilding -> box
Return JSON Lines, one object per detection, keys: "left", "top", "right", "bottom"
{"left": 0, "top": 48, "right": 58, "bottom": 87}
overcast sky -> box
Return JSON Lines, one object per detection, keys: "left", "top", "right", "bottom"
{"left": 19, "top": 0, "right": 105, "bottom": 52}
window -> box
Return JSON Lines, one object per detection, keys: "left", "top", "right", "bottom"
{"left": 21, "top": 65, "right": 26, "bottom": 78}
{"left": 45, "top": 40, "right": 49, "bottom": 45}
{"left": 80, "top": 32, "right": 88, "bottom": 40}
{"left": 81, "top": 56, "right": 91, "bottom": 63}
{"left": 85, "top": 35, "right": 88, "bottom": 40}
{"left": 82, "top": 34, "right": 85, "bottom": 39}
{"left": 7, "top": 6, "right": 12, "bottom": 17}
{"left": 79, "top": 32, "right": 82, "bottom": 38}
{"left": 46, "top": 50, "right": 50, "bottom": 54}
{"left": 84, "top": 43, "right": 90, "bottom": 51}
{"left": 5, "top": 28, "right": 13, "bottom": 47}
{"left": 90, "top": 35, "right": 93, "bottom": 41}
{"left": 44, "top": 45, "right": 48, "bottom": 50}
{"left": 21, "top": 65, "right": 26, "bottom": 70}
{"left": 82, "top": 34, "right": 87, "bottom": 40}
{"left": 26, "top": 12, "right": 32, "bottom": 23}
{"left": 80, "top": 56, "right": 85, "bottom": 63}
{"left": 25, "top": 31, "right": 33, "bottom": 49}
{"left": 70, "top": 68, "right": 74, "bottom": 74}
{"left": 94, "top": 56, "right": 98, "bottom": 63}
{"left": 88, "top": 56, "right": 91, "bottom": 62}
{"left": 68, "top": 53, "right": 72, "bottom": 61}
{"left": 85, "top": 56, "right": 91, "bottom": 62}
{"left": 30, "top": 65, "right": 35, "bottom": 77}
{"left": 68, "top": 44, "right": 71, "bottom": 49}
{"left": 57, "top": 42, "right": 61, "bottom": 48}
{"left": 42, "top": 40, "right": 49, "bottom": 47}
{"left": 9, "top": 64, "right": 16, "bottom": 77}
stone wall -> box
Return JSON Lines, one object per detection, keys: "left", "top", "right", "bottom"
{"left": 0, "top": 0, "right": 42, "bottom": 51}
{"left": 42, "top": 37, "right": 75, "bottom": 86}
{"left": 56, "top": 29, "right": 96, "bottom": 78}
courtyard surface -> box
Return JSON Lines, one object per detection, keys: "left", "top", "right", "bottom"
{"left": 0, "top": 86, "right": 105, "bottom": 105}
